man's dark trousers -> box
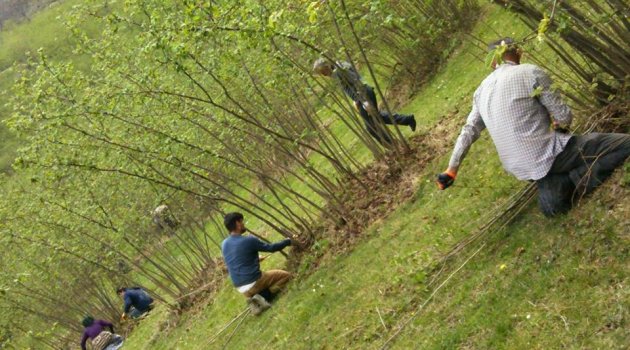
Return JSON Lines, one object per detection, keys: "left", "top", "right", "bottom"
{"left": 537, "top": 133, "right": 630, "bottom": 216}
{"left": 357, "top": 85, "right": 414, "bottom": 145}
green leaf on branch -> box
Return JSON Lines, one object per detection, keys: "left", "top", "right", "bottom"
{"left": 530, "top": 86, "right": 544, "bottom": 98}
{"left": 537, "top": 14, "right": 550, "bottom": 42}
{"left": 307, "top": 2, "right": 320, "bottom": 24}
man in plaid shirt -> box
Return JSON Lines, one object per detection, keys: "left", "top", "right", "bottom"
{"left": 438, "top": 38, "right": 630, "bottom": 216}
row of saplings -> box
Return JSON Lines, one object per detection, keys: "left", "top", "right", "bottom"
{"left": 79, "top": 40, "right": 630, "bottom": 349}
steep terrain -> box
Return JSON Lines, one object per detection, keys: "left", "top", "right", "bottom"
{"left": 0, "top": 1, "right": 627, "bottom": 349}
{"left": 120, "top": 5, "right": 630, "bottom": 350}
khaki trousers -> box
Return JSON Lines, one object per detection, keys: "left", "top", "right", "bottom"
{"left": 243, "top": 270, "right": 292, "bottom": 298}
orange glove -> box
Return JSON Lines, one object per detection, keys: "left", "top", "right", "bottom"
{"left": 436, "top": 169, "right": 457, "bottom": 190}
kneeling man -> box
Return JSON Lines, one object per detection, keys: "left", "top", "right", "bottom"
{"left": 221, "top": 212, "right": 292, "bottom": 314}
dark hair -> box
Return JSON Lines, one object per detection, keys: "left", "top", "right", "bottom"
{"left": 224, "top": 212, "right": 244, "bottom": 232}
{"left": 116, "top": 287, "right": 126, "bottom": 294}
{"left": 82, "top": 316, "right": 94, "bottom": 328}
{"left": 488, "top": 37, "right": 519, "bottom": 55}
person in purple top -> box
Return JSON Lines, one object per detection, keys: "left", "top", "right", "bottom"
{"left": 80, "top": 316, "right": 123, "bottom": 350}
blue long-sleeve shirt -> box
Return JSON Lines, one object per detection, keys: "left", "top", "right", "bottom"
{"left": 123, "top": 288, "right": 153, "bottom": 313}
{"left": 221, "top": 235, "right": 291, "bottom": 287}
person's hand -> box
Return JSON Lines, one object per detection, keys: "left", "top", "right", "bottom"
{"left": 436, "top": 169, "right": 457, "bottom": 190}
{"left": 121, "top": 313, "right": 127, "bottom": 321}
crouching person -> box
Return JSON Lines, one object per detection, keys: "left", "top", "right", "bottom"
{"left": 152, "top": 204, "right": 179, "bottom": 231}
{"left": 117, "top": 286, "right": 154, "bottom": 320}
{"left": 80, "top": 316, "right": 123, "bottom": 350}
{"left": 221, "top": 212, "right": 292, "bottom": 315}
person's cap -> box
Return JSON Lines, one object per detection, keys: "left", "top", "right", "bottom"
{"left": 487, "top": 37, "right": 516, "bottom": 51}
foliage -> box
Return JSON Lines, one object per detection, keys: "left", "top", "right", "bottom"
{"left": 1, "top": 0, "right": 477, "bottom": 348}
{"left": 493, "top": 0, "right": 630, "bottom": 121}
{"left": 0, "top": 0, "right": 103, "bottom": 172}
{"left": 120, "top": 7, "right": 630, "bottom": 348}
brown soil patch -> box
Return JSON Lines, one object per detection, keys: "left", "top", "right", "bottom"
{"left": 175, "top": 258, "right": 227, "bottom": 314}
{"left": 288, "top": 112, "right": 462, "bottom": 271}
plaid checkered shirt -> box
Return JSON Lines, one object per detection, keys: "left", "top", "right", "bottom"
{"left": 332, "top": 61, "right": 365, "bottom": 102}
{"left": 449, "top": 62, "right": 573, "bottom": 180}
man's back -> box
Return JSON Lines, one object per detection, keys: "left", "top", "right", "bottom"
{"left": 475, "top": 63, "right": 571, "bottom": 180}
{"left": 124, "top": 288, "right": 153, "bottom": 311}
{"left": 222, "top": 235, "right": 262, "bottom": 287}
{"left": 333, "top": 61, "right": 364, "bottom": 101}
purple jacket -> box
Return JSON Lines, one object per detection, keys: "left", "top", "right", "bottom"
{"left": 80, "top": 320, "right": 113, "bottom": 350}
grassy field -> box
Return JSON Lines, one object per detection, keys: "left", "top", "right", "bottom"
{"left": 120, "top": 5, "right": 629, "bottom": 349}
{"left": 2, "top": 1, "right": 627, "bottom": 349}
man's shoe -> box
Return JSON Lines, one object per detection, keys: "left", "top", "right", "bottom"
{"left": 252, "top": 294, "right": 271, "bottom": 310}
{"left": 409, "top": 115, "right": 417, "bottom": 132}
{"left": 247, "top": 297, "right": 262, "bottom": 316}
{"left": 248, "top": 294, "right": 271, "bottom": 316}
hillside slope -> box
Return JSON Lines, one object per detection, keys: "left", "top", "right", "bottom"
{"left": 122, "top": 5, "right": 630, "bottom": 350}
{"left": 0, "top": 0, "right": 97, "bottom": 171}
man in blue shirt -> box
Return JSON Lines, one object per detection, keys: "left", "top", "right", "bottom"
{"left": 221, "top": 212, "right": 292, "bottom": 310}
{"left": 117, "top": 287, "right": 154, "bottom": 319}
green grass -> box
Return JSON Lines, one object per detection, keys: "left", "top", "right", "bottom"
{"left": 0, "top": 1, "right": 79, "bottom": 166}
{"left": 6, "top": 2, "right": 629, "bottom": 349}
{"left": 119, "top": 5, "right": 623, "bottom": 349}
{"left": 136, "top": 1, "right": 483, "bottom": 315}
{"left": 124, "top": 131, "right": 628, "bottom": 349}
{"left": 124, "top": 5, "right": 628, "bottom": 349}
